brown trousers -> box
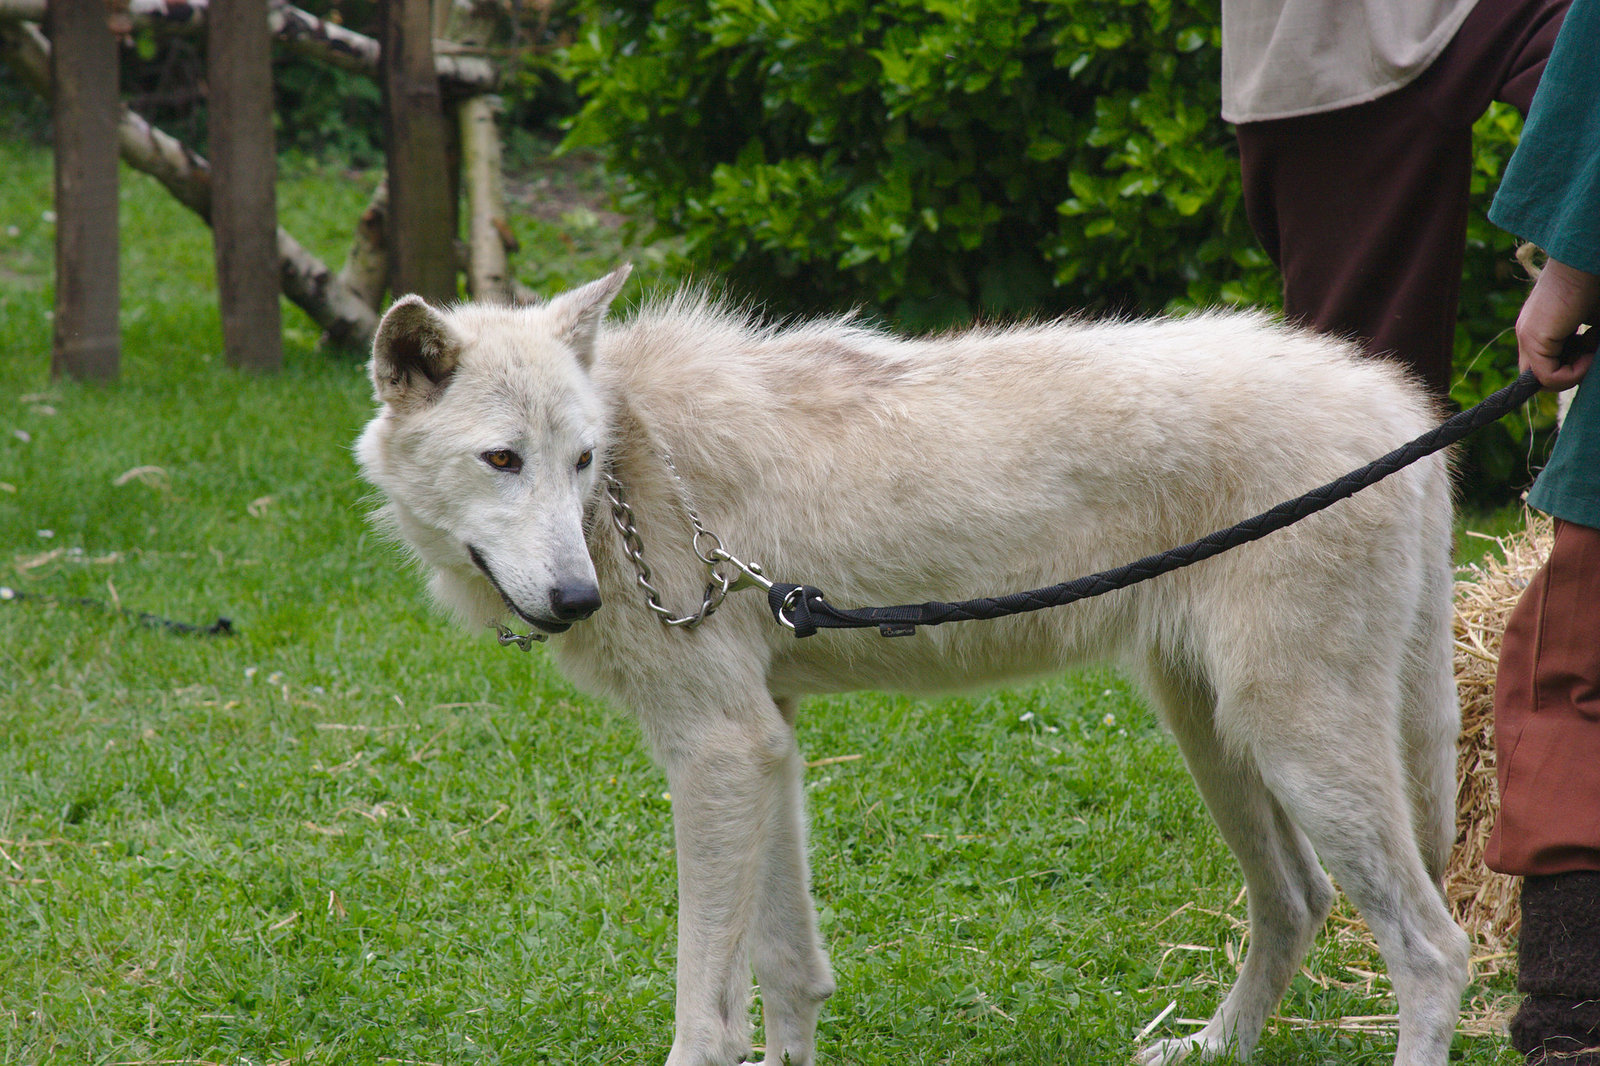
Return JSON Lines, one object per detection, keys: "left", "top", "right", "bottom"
{"left": 1488, "top": 519, "right": 1600, "bottom": 877}
{"left": 1234, "top": 0, "right": 1568, "bottom": 399}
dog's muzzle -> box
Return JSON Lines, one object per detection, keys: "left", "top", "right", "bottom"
{"left": 467, "top": 545, "right": 600, "bottom": 634}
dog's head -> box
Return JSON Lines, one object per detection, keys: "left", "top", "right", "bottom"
{"left": 355, "top": 266, "right": 631, "bottom": 635}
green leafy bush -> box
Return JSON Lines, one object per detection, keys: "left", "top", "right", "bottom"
{"left": 567, "top": 0, "right": 1271, "bottom": 329}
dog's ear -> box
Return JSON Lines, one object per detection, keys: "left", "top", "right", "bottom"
{"left": 546, "top": 264, "right": 631, "bottom": 367}
{"left": 370, "top": 295, "right": 461, "bottom": 409}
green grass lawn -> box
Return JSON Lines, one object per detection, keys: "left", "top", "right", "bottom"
{"left": 0, "top": 139, "right": 1525, "bottom": 1065}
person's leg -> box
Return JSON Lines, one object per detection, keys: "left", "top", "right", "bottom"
{"left": 1237, "top": 102, "right": 1469, "bottom": 397}
{"left": 1235, "top": 0, "right": 1568, "bottom": 400}
{"left": 1488, "top": 518, "right": 1600, "bottom": 875}
{"left": 1489, "top": 518, "right": 1600, "bottom": 1064}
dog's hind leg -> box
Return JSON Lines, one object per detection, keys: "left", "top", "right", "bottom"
{"left": 748, "top": 698, "right": 834, "bottom": 1066}
{"left": 1134, "top": 658, "right": 1336, "bottom": 1065}
{"left": 1398, "top": 579, "right": 1461, "bottom": 889}
{"left": 652, "top": 691, "right": 828, "bottom": 1066}
{"left": 1235, "top": 679, "right": 1470, "bottom": 1066}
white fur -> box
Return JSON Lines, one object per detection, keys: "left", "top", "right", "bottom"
{"left": 356, "top": 268, "right": 1470, "bottom": 1066}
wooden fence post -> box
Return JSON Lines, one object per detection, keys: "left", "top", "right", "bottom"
{"left": 208, "top": 0, "right": 283, "bottom": 370}
{"left": 378, "top": 0, "right": 457, "bottom": 304}
{"left": 48, "top": 0, "right": 120, "bottom": 381}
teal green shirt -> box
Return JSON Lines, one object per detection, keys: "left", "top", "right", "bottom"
{"left": 1529, "top": 377, "right": 1600, "bottom": 529}
{"left": 1488, "top": 0, "right": 1600, "bottom": 529}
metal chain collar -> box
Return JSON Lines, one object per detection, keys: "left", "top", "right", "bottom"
{"left": 492, "top": 453, "right": 778, "bottom": 651}
{"left": 603, "top": 454, "right": 774, "bottom": 629}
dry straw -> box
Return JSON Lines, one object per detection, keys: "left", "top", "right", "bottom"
{"left": 1447, "top": 512, "right": 1554, "bottom": 961}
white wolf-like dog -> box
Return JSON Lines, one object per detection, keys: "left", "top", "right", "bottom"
{"left": 356, "top": 266, "right": 1470, "bottom": 1066}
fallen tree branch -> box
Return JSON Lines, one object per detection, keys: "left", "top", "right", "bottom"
{"left": 1, "top": 18, "right": 378, "bottom": 349}
{"left": 338, "top": 177, "right": 392, "bottom": 313}
{"left": 270, "top": 0, "right": 497, "bottom": 91}
{"left": 0, "top": 0, "right": 497, "bottom": 91}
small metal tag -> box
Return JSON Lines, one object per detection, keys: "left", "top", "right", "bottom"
{"left": 493, "top": 623, "right": 546, "bottom": 651}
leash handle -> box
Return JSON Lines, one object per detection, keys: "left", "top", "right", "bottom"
{"left": 770, "top": 369, "right": 1545, "bottom": 638}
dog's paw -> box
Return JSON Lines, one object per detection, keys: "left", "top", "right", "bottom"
{"left": 663, "top": 1040, "right": 756, "bottom": 1066}
{"left": 1135, "top": 1029, "right": 1244, "bottom": 1066}
{"left": 1135, "top": 1037, "right": 1196, "bottom": 1066}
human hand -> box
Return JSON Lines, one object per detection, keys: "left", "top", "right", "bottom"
{"left": 1515, "top": 257, "right": 1600, "bottom": 390}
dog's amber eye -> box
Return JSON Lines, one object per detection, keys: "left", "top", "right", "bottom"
{"left": 482, "top": 449, "right": 522, "bottom": 472}
{"left": 576, "top": 449, "right": 593, "bottom": 471}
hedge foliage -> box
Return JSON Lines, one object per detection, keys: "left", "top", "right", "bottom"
{"left": 563, "top": 0, "right": 1555, "bottom": 497}
{"left": 567, "top": 0, "right": 1274, "bottom": 328}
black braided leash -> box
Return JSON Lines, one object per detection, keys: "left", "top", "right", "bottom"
{"left": 768, "top": 367, "right": 1552, "bottom": 639}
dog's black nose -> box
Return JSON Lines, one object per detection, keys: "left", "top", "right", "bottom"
{"left": 549, "top": 584, "right": 602, "bottom": 622}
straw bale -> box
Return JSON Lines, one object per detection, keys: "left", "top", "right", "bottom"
{"left": 1446, "top": 512, "right": 1554, "bottom": 959}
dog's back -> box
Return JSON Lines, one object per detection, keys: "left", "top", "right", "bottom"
{"left": 590, "top": 303, "right": 1452, "bottom": 697}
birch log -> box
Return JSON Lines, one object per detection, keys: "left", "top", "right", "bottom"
{"left": 1, "top": 18, "right": 379, "bottom": 348}
{"left": 270, "top": 0, "right": 496, "bottom": 89}
{"left": 444, "top": 0, "right": 517, "bottom": 303}
{"left": 459, "top": 94, "right": 513, "bottom": 303}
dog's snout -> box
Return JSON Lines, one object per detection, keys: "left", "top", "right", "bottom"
{"left": 550, "top": 584, "right": 602, "bottom": 622}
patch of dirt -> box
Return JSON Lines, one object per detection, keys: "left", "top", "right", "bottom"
{"left": 503, "top": 148, "right": 626, "bottom": 229}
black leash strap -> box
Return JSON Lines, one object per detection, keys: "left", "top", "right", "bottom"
{"left": 769, "top": 367, "right": 1548, "bottom": 639}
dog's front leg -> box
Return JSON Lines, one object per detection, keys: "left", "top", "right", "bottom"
{"left": 660, "top": 711, "right": 799, "bottom": 1066}
{"left": 748, "top": 699, "right": 832, "bottom": 1066}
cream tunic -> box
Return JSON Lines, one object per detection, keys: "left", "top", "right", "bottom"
{"left": 1222, "top": 0, "right": 1480, "bottom": 122}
